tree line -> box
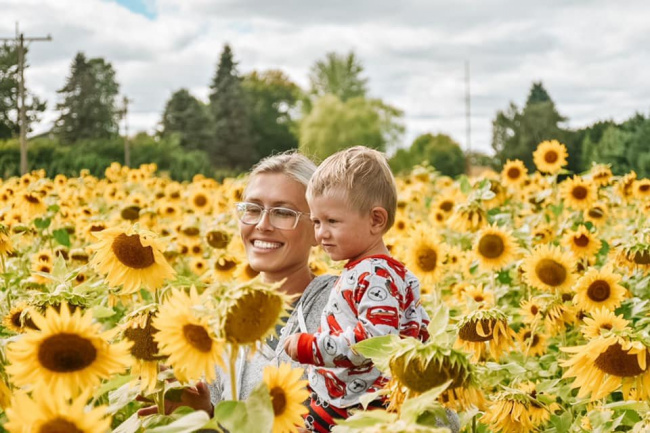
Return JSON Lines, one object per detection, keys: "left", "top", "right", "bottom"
{"left": 0, "top": 42, "right": 649, "bottom": 180}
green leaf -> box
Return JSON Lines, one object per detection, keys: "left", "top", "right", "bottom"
{"left": 497, "top": 270, "right": 512, "bottom": 285}
{"left": 145, "top": 411, "right": 211, "bottom": 433}
{"left": 458, "top": 175, "right": 471, "bottom": 194}
{"left": 108, "top": 382, "right": 142, "bottom": 414}
{"left": 47, "top": 204, "right": 60, "bottom": 213}
{"left": 34, "top": 217, "right": 51, "bottom": 229}
{"left": 550, "top": 411, "right": 573, "bottom": 432}
{"left": 214, "top": 383, "right": 274, "bottom": 433}
{"left": 92, "top": 305, "right": 116, "bottom": 319}
{"left": 426, "top": 303, "right": 449, "bottom": 339}
{"left": 112, "top": 412, "right": 142, "bottom": 433}
{"left": 352, "top": 334, "right": 400, "bottom": 372}
{"left": 93, "top": 373, "right": 131, "bottom": 399}
{"left": 52, "top": 228, "right": 71, "bottom": 247}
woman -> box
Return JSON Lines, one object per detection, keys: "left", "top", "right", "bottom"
{"left": 138, "top": 151, "right": 336, "bottom": 414}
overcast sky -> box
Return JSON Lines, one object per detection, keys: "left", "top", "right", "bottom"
{"left": 3, "top": 0, "right": 649, "bottom": 155}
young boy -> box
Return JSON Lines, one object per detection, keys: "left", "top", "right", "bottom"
{"left": 284, "top": 146, "right": 430, "bottom": 432}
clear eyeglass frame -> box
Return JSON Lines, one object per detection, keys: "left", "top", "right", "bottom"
{"left": 235, "top": 202, "right": 309, "bottom": 230}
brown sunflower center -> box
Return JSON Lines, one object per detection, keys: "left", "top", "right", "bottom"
{"left": 535, "top": 259, "right": 567, "bottom": 287}
{"left": 182, "top": 227, "right": 200, "bottom": 237}
{"left": 633, "top": 251, "right": 650, "bottom": 265}
{"left": 121, "top": 205, "right": 141, "bottom": 221}
{"left": 396, "top": 221, "right": 406, "bottom": 230}
{"left": 111, "top": 233, "right": 155, "bottom": 269}
{"left": 182, "top": 324, "right": 213, "bottom": 353}
{"left": 573, "top": 234, "right": 590, "bottom": 247}
{"left": 507, "top": 167, "right": 521, "bottom": 180}
{"left": 269, "top": 386, "right": 287, "bottom": 416}
{"left": 416, "top": 247, "right": 438, "bottom": 272}
{"left": 587, "top": 280, "right": 611, "bottom": 302}
{"left": 458, "top": 318, "right": 496, "bottom": 342}
{"left": 640, "top": 184, "right": 650, "bottom": 192}
{"left": 207, "top": 231, "right": 231, "bottom": 249}
{"left": 390, "top": 355, "right": 467, "bottom": 393}
{"left": 38, "top": 333, "right": 97, "bottom": 372}
{"left": 39, "top": 418, "right": 83, "bottom": 433}
{"left": 478, "top": 234, "right": 505, "bottom": 259}
{"left": 124, "top": 319, "right": 162, "bottom": 361}
{"left": 224, "top": 291, "right": 281, "bottom": 344}
{"left": 601, "top": 323, "right": 613, "bottom": 331}
{"left": 588, "top": 207, "right": 605, "bottom": 219}
{"left": 216, "top": 257, "right": 237, "bottom": 272}
{"left": 523, "top": 331, "right": 539, "bottom": 347}
{"left": 25, "top": 194, "right": 41, "bottom": 204}
{"left": 440, "top": 201, "right": 454, "bottom": 212}
{"left": 530, "top": 305, "right": 539, "bottom": 315}
{"left": 193, "top": 194, "right": 208, "bottom": 207}
{"left": 544, "top": 150, "right": 558, "bottom": 163}
{"left": 594, "top": 342, "right": 647, "bottom": 377}
{"left": 571, "top": 186, "right": 588, "bottom": 200}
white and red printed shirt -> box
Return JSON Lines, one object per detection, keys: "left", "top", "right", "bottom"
{"left": 296, "top": 255, "right": 430, "bottom": 408}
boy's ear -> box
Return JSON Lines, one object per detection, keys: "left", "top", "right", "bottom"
{"left": 369, "top": 207, "right": 388, "bottom": 234}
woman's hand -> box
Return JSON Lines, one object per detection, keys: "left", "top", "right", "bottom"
{"left": 136, "top": 381, "right": 213, "bottom": 416}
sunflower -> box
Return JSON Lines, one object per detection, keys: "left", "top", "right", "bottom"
{"left": 522, "top": 244, "right": 576, "bottom": 293}
{"left": 574, "top": 266, "right": 626, "bottom": 312}
{"left": 3, "top": 302, "right": 36, "bottom": 333}
{"left": 218, "top": 278, "right": 291, "bottom": 353}
{"left": 616, "top": 244, "right": 650, "bottom": 274}
{"left": 581, "top": 308, "right": 629, "bottom": 340}
{"left": 560, "top": 176, "right": 596, "bottom": 210}
{"left": 388, "top": 339, "right": 480, "bottom": 411}
{"left": 188, "top": 189, "right": 213, "bottom": 214}
{"left": 15, "top": 191, "right": 47, "bottom": 219}
{"left": 6, "top": 303, "right": 130, "bottom": 398}
{"left": 190, "top": 257, "right": 208, "bottom": 276}
{"left": 590, "top": 163, "right": 613, "bottom": 187}
{"left": 501, "top": 159, "right": 528, "bottom": 187}
{"left": 561, "top": 335, "right": 650, "bottom": 401}
{"left": 562, "top": 225, "right": 602, "bottom": 259}
{"left": 455, "top": 309, "right": 515, "bottom": 363}
{"left": 234, "top": 261, "right": 261, "bottom": 282}
{"left": 532, "top": 140, "right": 568, "bottom": 174}
{"left": 262, "top": 363, "right": 309, "bottom": 433}
{"left": 153, "top": 286, "right": 224, "bottom": 383}
{"left": 89, "top": 225, "right": 175, "bottom": 294}
{"left": 448, "top": 202, "right": 487, "bottom": 232}
{"left": 480, "top": 390, "right": 537, "bottom": 433}
{"left": 123, "top": 310, "right": 163, "bottom": 393}
{"left": 211, "top": 254, "right": 239, "bottom": 282}
{"left": 520, "top": 298, "right": 544, "bottom": 324}
{"left": 5, "top": 391, "right": 111, "bottom": 433}
{"left": 404, "top": 229, "right": 445, "bottom": 288}
{"left": 517, "top": 327, "right": 547, "bottom": 357}
{"left": 461, "top": 284, "right": 495, "bottom": 309}
{"left": 206, "top": 228, "right": 232, "bottom": 249}
{"left": 633, "top": 178, "right": 650, "bottom": 200}
{"left": 473, "top": 224, "right": 518, "bottom": 271}
{"left": 0, "top": 225, "right": 13, "bottom": 257}
{"left": 531, "top": 223, "right": 555, "bottom": 245}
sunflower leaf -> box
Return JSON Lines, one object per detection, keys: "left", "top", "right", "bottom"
{"left": 145, "top": 410, "right": 211, "bottom": 433}
{"left": 52, "top": 228, "right": 71, "bottom": 247}
{"left": 353, "top": 334, "right": 401, "bottom": 373}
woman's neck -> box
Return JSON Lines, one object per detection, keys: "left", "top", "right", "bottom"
{"left": 261, "top": 266, "right": 315, "bottom": 297}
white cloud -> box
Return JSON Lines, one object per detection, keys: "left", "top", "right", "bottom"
{"left": 2, "top": 0, "right": 649, "bottom": 154}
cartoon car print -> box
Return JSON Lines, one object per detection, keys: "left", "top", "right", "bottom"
{"left": 400, "top": 320, "right": 421, "bottom": 338}
{"left": 333, "top": 354, "right": 355, "bottom": 368}
{"left": 366, "top": 306, "right": 399, "bottom": 328}
{"left": 318, "top": 369, "right": 346, "bottom": 399}
{"left": 348, "top": 362, "right": 374, "bottom": 376}
{"left": 326, "top": 314, "right": 343, "bottom": 335}
{"left": 342, "top": 289, "right": 358, "bottom": 315}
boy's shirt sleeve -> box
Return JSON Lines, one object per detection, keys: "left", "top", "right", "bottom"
{"left": 296, "top": 263, "right": 402, "bottom": 368}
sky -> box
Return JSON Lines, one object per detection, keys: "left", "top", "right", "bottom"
{"left": 2, "top": 0, "right": 650, "bottom": 155}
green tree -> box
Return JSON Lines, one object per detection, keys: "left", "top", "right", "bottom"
{"left": 209, "top": 44, "right": 256, "bottom": 170}
{"left": 160, "top": 89, "right": 211, "bottom": 151}
{"left": 389, "top": 133, "right": 466, "bottom": 177}
{"left": 243, "top": 69, "right": 302, "bottom": 159}
{"left": 54, "top": 52, "right": 120, "bottom": 143}
{"left": 298, "top": 94, "right": 403, "bottom": 161}
{"left": 309, "top": 52, "right": 368, "bottom": 102}
{"left": 0, "top": 43, "right": 46, "bottom": 139}
{"left": 492, "top": 82, "right": 570, "bottom": 171}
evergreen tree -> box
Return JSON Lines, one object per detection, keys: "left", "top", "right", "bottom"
{"left": 160, "top": 89, "right": 211, "bottom": 151}
{"left": 54, "top": 52, "right": 120, "bottom": 144}
{"left": 0, "top": 43, "right": 46, "bottom": 139}
{"left": 526, "top": 81, "right": 551, "bottom": 104}
{"left": 209, "top": 44, "right": 256, "bottom": 170}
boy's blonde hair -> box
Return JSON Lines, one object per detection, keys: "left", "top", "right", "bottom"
{"left": 307, "top": 146, "right": 397, "bottom": 229}
{"left": 247, "top": 150, "right": 317, "bottom": 191}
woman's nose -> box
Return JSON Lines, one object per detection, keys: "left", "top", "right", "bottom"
{"left": 255, "top": 211, "right": 274, "bottom": 231}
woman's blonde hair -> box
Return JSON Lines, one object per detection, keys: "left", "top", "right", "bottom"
{"left": 247, "top": 150, "right": 317, "bottom": 190}
{"left": 306, "top": 146, "right": 397, "bottom": 229}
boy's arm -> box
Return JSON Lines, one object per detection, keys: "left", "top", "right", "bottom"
{"left": 294, "top": 271, "right": 402, "bottom": 368}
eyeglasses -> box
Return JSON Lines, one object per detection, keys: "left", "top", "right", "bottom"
{"left": 235, "top": 202, "right": 309, "bottom": 230}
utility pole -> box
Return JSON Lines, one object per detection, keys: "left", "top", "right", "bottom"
{"left": 464, "top": 60, "right": 471, "bottom": 174}
{"left": 121, "top": 96, "right": 131, "bottom": 167}
{"left": 0, "top": 23, "right": 52, "bottom": 175}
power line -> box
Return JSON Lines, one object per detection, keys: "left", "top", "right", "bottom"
{"left": 121, "top": 96, "right": 132, "bottom": 167}
{"left": 0, "top": 23, "right": 52, "bottom": 175}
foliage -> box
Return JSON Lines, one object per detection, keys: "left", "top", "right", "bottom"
{"left": 390, "top": 133, "right": 466, "bottom": 177}
{"left": 0, "top": 42, "right": 46, "bottom": 139}
{"left": 160, "top": 89, "right": 212, "bottom": 152}
{"left": 309, "top": 51, "right": 368, "bottom": 103}
{"left": 209, "top": 44, "right": 256, "bottom": 170}
{"left": 242, "top": 69, "right": 302, "bottom": 159}
{"left": 54, "top": 52, "right": 120, "bottom": 143}
{"left": 299, "top": 94, "right": 403, "bottom": 161}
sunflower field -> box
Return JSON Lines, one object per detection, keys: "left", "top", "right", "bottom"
{"left": 0, "top": 140, "right": 649, "bottom": 432}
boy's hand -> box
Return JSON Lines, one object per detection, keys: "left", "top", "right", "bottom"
{"left": 283, "top": 334, "right": 301, "bottom": 361}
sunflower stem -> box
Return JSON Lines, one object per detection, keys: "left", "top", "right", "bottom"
{"left": 229, "top": 346, "right": 238, "bottom": 401}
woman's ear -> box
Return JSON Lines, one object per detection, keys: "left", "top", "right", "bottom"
{"left": 369, "top": 207, "right": 389, "bottom": 234}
